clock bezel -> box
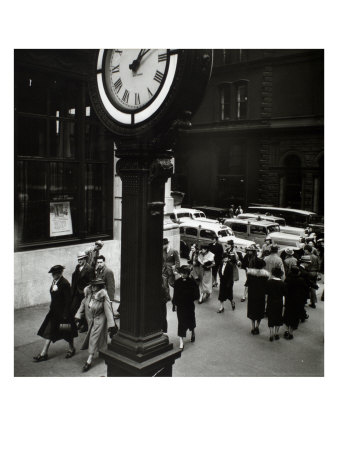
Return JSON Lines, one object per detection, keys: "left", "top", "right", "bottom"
{"left": 96, "top": 49, "right": 178, "bottom": 126}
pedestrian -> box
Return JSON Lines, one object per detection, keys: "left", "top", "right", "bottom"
{"left": 283, "top": 248, "right": 298, "bottom": 276}
{"left": 241, "top": 245, "right": 259, "bottom": 302}
{"left": 75, "top": 278, "right": 117, "bottom": 372}
{"left": 85, "top": 240, "right": 104, "bottom": 269}
{"left": 95, "top": 255, "right": 118, "bottom": 318}
{"left": 71, "top": 252, "right": 95, "bottom": 332}
{"left": 209, "top": 235, "right": 223, "bottom": 287}
{"left": 317, "top": 238, "right": 324, "bottom": 273}
{"left": 308, "top": 240, "right": 319, "bottom": 256}
{"left": 235, "top": 205, "right": 243, "bottom": 216}
{"left": 226, "top": 241, "right": 240, "bottom": 283}
{"left": 33, "top": 265, "right": 78, "bottom": 362}
{"left": 188, "top": 243, "right": 202, "bottom": 285}
{"left": 246, "top": 258, "right": 270, "bottom": 335}
{"left": 162, "top": 238, "right": 180, "bottom": 300}
{"left": 284, "top": 266, "right": 309, "bottom": 340}
{"left": 266, "top": 267, "right": 287, "bottom": 342}
{"left": 264, "top": 244, "right": 285, "bottom": 280}
{"left": 197, "top": 244, "right": 215, "bottom": 303}
{"left": 228, "top": 204, "right": 234, "bottom": 218}
{"left": 172, "top": 265, "right": 200, "bottom": 350}
{"left": 299, "top": 253, "right": 318, "bottom": 309}
{"left": 217, "top": 253, "right": 235, "bottom": 313}
{"left": 261, "top": 237, "right": 272, "bottom": 258}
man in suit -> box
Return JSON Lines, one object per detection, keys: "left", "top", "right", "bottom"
{"left": 85, "top": 240, "right": 104, "bottom": 269}
{"left": 162, "top": 238, "right": 180, "bottom": 289}
{"left": 71, "top": 252, "right": 95, "bottom": 332}
{"left": 95, "top": 255, "right": 118, "bottom": 318}
{"left": 209, "top": 236, "right": 223, "bottom": 287}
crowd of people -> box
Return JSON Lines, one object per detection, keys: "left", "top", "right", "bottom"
{"left": 33, "top": 240, "right": 119, "bottom": 373}
{"left": 164, "top": 232, "right": 324, "bottom": 350}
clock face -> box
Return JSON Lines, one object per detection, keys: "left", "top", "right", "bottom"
{"left": 96, "top": 49, "right": 178, "bottom": 126}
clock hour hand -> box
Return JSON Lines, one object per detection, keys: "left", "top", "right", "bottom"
{"left": 129, "top": 49, "right": 151, "bottom": 72}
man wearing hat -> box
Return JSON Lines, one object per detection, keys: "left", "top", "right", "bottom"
{"left": 300, "top": 250, "right": 318, "bottom": 308}
{"left": 71, "top": 251, "right": 95, "bottom": 331}
{"left": 162, "top": 238, "right": 180, "bottom": 300}
{"left": 264, "top": 244, "right": 285, "bottom": 280}
{"left": 33, "top": 265, "right": 78, "bottom": 362}
{"left": 209, "top": 235, "right": 223, "bottom": 287}
{"left": 85, "top": 240, "right": 104, "bottom": 269}
{"left": 283, "top": 248, "right": 298, "bottom": 276}
{"left": 261, "top": 236, "right": 273, "bottom": 258}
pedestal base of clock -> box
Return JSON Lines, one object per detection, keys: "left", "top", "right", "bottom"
{"left": 100, "top": 346, "right": 181, "bottom": 377}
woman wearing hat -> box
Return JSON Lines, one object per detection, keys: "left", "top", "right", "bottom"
{"left": 172, "top": 266, "right": 200, "bottom": 350}
{"left": 265, "top": 267, "right": 287, "bottom": 341}
{"left": 75, "top": 278, "right": 117, "bottom": 372}
{"left": 217, "top": 253, "right": 235, "bottom": 312}
{"left": 240, "top": 245, "right": 259, "bottom": 302}
{"left": 284, "top": 266, "right": 309, "bottom": 339}
{"left": 246, "top": 258, "right": 270, "bottom": 335}
{"left": 33, "top": 265, "right": 78, "bottom": 362}
{"left": 197, "top": 245, "right": 215, "bottom": 303}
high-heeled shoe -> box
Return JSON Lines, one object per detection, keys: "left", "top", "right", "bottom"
{"left": 217, "top": 307, "right": 224, "bottom": 313}
{"left": 191, "top": 334, "right": 195, "bottom": 342}
{"left": 231, "top": 301, "right": 235, "bottom": 311}
{"left": 82, "top": 362, "right": 92, "bottom": 372}
{"left": 65, "top": 348, "right": 76, "bottom": 359}
{"left": 33, "top": 354, "right": 48, "bottom": 362}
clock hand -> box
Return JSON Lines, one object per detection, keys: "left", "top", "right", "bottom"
{"left": 129, "top": 49, "right": 151, "bottom": 71}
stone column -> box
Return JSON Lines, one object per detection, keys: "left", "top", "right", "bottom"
{"left": 100, "top": 145, "right": 181, "bottom": 376}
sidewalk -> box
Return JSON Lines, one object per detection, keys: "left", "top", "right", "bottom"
{"left": 14, "top": 274, "right": 324, "bottom": 377}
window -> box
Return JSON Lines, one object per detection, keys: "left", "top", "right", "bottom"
{"left": 250, "top": 225, "right": 267, "bottom": 235}
{"left": 200, "top": 229, "right": 217, "bottom": 240}
{"left": 177, "top": 212, "right": 190, "bottom": 219}
{"left": 236, "top": 81, "right": 248, "bottom": 119}
{"left": 193, "top": 212, "right": 206, "bottom": 219}
{"left": 185, "top": 228, "right": 198, "bottom": 236}
{"left": 15, "top": 62, "right": 113, "bottom": 249}
{"left": 267, "top": 224, "right": 280, "bottom": 233}
{"left": 230, "top": 223, "right": 248, "bottom": 233}
{"left": 220, "top": 83, "right": 231, "bottom": 121}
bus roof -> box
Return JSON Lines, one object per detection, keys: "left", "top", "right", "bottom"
{"left": 248, "top": 206, "right": 317, "bottom": 216}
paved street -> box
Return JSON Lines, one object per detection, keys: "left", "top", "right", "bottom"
{"left": 14, "top": 268, "right": 324, "bottom": 377}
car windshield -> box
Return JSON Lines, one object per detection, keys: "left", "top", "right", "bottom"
{"left": 177, "top": 212, "right": 190, "bottom": 218}
{"left": 218, "top": 228, "right": 234, "bottom": 237}
{"left": 194, "top": 212, "right": 206, "bottom": 218}
{"left": 267, "top": 224, "right": 280, "bottom": 233}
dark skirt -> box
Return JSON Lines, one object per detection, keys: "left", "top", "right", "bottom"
{"left": 177, "top": 304, "right": 196, "bottom": 337}
{"left": 38, "top": 312, "right": 78, "bottom": 343}
{"left": 218, "top": 281, "right": 234, "bottom": 301}
{"left": 266, "top": 298, "right": 284, "bottom": 327}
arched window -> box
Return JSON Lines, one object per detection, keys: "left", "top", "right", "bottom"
{"left": 283, "top": 154, "right": 302, "bottom": 209}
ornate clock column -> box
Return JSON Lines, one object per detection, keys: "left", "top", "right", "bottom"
{"left": 100, "top": 140, "right": 182, "bottom": 376}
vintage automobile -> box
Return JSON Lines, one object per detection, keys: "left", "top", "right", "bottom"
{"left": 193, "top": 205, "right": 229, "bottom": 221}
{"left": 223, "top": 218, "right": 303, "bottom": 249}
{"left": 179, "top": 220, "right": 256, "bottom": 259}
{"left": 170, "top": 207, "right": 220, "bottom": 225}
{"left": 236, "top": 213, "right": 305, "bottom": 237}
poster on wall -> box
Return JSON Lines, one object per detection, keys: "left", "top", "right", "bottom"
{"left": 50, "top": 201, "right": 73, "bottom": 237}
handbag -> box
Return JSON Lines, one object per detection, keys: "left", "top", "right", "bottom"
{"left": 59, "top": 322, "right": 72, "bottom": 333}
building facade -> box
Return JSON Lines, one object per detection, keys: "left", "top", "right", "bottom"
{"left": 173, "top": 49, "right": 324, "bottom": 215}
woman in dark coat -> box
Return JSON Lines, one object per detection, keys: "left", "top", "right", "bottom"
{"left": 246, "top": 258, "right": 270, "bottom": 335}
{"left": 266, "top": 267, "right": 287, "bottom": 341}
{"left": 172, "top": 265, "right": 200, "bottom": 350}
{"left": 33, "top": 265, "right": 78, "bottom": 362}
{"left": 284, "top": 266, "right": 309, "bottom": 340}
{"left": 217, "top": 253, "right": 235, "bottom": 312}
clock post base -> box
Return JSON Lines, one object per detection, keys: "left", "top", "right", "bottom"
{"left": 100, "top": 347, "right": 181, "bottom": 377}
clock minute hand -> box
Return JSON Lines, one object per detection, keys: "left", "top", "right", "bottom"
{"left": 129, "top": 49, "right": 151, "bottom": 71}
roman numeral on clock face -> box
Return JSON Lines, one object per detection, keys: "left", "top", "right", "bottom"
{"left": 158, "top": 53, "right": 167, "bottom": 62}
{"left": 154, "top": 70, "right": 164, "bottom": 83}
{"left": 111, "top": 64, "right": 119, "bottom": 74}
{"left": 147, "top": 88, "right": 153, "bottom": 98}
{"left": 114, "top": 78, "right": 123, "bottom": 93}
{"left": 135, "top": 92, "right": 140, "bottom": 106}
{"left": 122, "top": 89, "right": 130, "bottom": 103}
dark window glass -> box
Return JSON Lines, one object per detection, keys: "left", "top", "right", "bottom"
{"left": 86, "top": 163, "right": 107, "bottom": 235}
{"left": 16, "top": 116, "right": 47, "bottom": 157}
{"left": 250, "top": 225, "right": 267, "bottom": 235}
{"left": 220, "top": 83, "right": 231, "bottom": 120}
{"left": 236, "top": 83, "right": 248, "bottom": 119}
{"left": 200, "top": 229, "right": 217, "bottom": 239}
{"left": 15, "top": 70, "right": 48, "bottom": 115}
{"left": 85, "top": 119, "right": 108, "bottom": 161}
{"left": 49, "top": 119, "right": 77, "bottom": 158}
{"left": 185, "top": 227, "right": 198, "bottom": 237}
{"left": 49, "top": 78, "right": 80, "bottom": 118}
{"left": 231, "top": 223, "right": 247, "bottom": 233}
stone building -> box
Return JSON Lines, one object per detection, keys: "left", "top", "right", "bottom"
{"left": 173, "top": 49, "right": 324, "bottom": 215}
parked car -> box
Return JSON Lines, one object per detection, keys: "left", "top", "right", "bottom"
{"left": 179, "top": 220, "right": 255, "bottom": 259}
{"left": 170, "top": 208, "right": 220, "bottom": 225}
{"left": 193, "top": 205, "right": 229, "bottom": 222}
{"left": 223, "top": 218, "right": 303, "bottom": 249}
{"left": 237, "top": 213, "right": 305, "bottom": 237}
{"left": 247, "top": 205, "right": 324, "bottom": 237}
